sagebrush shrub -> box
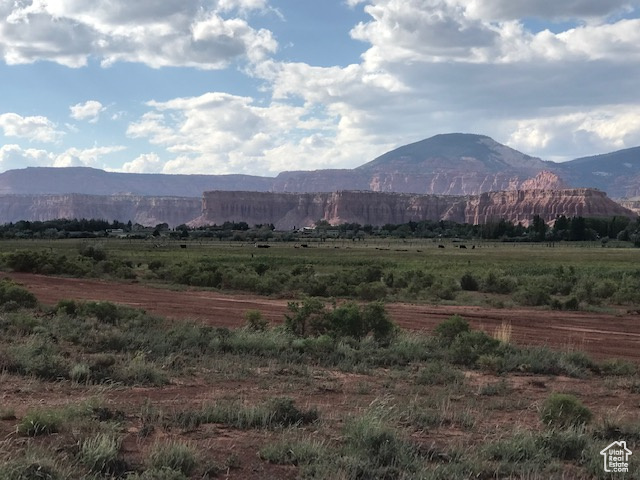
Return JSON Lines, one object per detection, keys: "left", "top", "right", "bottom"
{"left": 434, "top": 315, "right": 470, "bottom": 346}
{"left": 449, "top": 330, "right": 501, "bottom": 365}
{"left": 540, "top": 393, "right": 592, "bottom": 428}
{"left": 460, "top": 272, "right": 479, "bottom": 291}
{"left": 0, "top": 279, "right": 37, "bottom": 308}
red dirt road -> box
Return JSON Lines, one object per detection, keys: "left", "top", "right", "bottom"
{"left": 6, "top": 272, "right": 640, "bottom": 362}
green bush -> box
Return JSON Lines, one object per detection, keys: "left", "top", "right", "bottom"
{"left": 434, "top": 315, "right": 470, "bottom": 346}
{"left": 0, "top": 280, "right": 37, "bottom": 308}
{"left": 117, "top": 354, "right": 168, "bottom": 386}
{"left": 284, "top": 298, "right": 326, "bottom": 337}
{"left": 9, "top": 337, "right": 68, "bottom": 380}
{"left": 480, "top": 271, "right": 517, "bottom": 294}
{"left": 449, "top": 330, "right": 501, "bottom": 366}
{"left": 356, "top": 282, "right": 387, "bottom": 301}
{"left": 416, "top": 361, "right": 464, "bottom": 386}
{"left": 460, "top": 272, "right": 479, "bottom": 291}
{"left": 513, "top": 285, "right": 551, "bottom": 306}
{"left": 540, "top": 393, "right": 592, "bottom": 428}
{"left": 362, "top": 303, "right": 396, "bottom": 343}
{"left": 56, "top": 299, "right": 78, "bottom": 316}
{"left": 600, "top": 358, "right": 637, "bottom": 376}
{"left": 244, "top": 309, "right": 268, "bottom": 332}
{"left": 563, "top": 296, "right": 580, "bottom": 311}
{"left": 430, "top": 279, "right": 459, "bottom": 300}
{"left": 78, "top": 242, "right": 107, "bottom": 261}
{"left": 81, "top": 301, "right": 121, "bottom": 324}
{"left": 4, "top": 249, "right": 92, "bottom": 276}
{"left": 285, "top": 299, "right": 395, "bottom": 342}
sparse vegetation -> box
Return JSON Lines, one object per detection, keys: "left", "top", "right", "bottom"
{"left": 1, "top": 240, "right": 639, "bottom": 479}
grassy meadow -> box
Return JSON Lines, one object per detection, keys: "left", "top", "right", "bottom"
{"left": 1, "top": 236, "right": 640, "bottom": 310}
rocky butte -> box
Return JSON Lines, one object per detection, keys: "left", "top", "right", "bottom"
{"left": 196, "top": 188, "right": 635, "bottom": 230}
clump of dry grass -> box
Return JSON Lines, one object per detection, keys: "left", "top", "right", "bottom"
{"left": 493, "top": 321, "right": 512, "bottom": 344}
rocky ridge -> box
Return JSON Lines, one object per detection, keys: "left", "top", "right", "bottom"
{"left": 196, "top": 188, "right": 635, "bottom": 230}
{"left": 0, "top": 187, "right": 632, "bottom": 229}
{"left": 0, "top": 194, "right": 201, "bottom": 228}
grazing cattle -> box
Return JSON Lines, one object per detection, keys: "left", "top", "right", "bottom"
{"left": 459, "top": 245, "right": 467, "bottom": 249}
{"left": 438, "top": 245, "right": 445, "bottom": 249}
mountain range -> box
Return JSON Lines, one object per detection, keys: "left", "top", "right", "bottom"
{"left": 0, "top": 133, "right": 638, "bottom": 227}
{"left": 1, "top": 133, "right": 639, "bottom": 199}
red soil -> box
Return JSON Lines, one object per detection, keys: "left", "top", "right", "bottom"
{"left": 6, "top": 272, "right": 640, "bottom": 362}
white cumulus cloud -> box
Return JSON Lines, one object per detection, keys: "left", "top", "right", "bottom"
{"left": 0, "top": 144, "right": 53, "bottom": 170}
{"left": 120, "top": 153, "right": 163, "bottom": 173}
{"left": 70, "top": 101, "right": 106, "bottom": 123}
{"left": 0, "top": 0, "right": 277, "bottom": 69}
{"left": 0, "top": 113, "right": 64, "bottom": 143}
{"left": 0, "top": 144, "right": 125, "bottom": 170}
{"left": 124, "top": 90, "right": 389, "bottom": 175}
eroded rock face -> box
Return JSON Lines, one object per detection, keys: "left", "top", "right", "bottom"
{"left": 519, "top": 171, "right": 568, "bottom": 191}
{"left": 0, "top": 194, "right": 202, "bottom": 228}
{"left": 1, "top": 188, "right": 633, "bottom": 230}
{"left": 199, "top": 189, "right": 635, "bottom": 229}
{"left": 462, "top": 189, "right": 632, "bottom": 226}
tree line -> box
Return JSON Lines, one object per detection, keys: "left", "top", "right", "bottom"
{"left": 0, "top": 215, "right": 637, "bottom": 243}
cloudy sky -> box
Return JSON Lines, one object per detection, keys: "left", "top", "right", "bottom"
{"left": 1, "top": 0, "right": 639, "bottom": 176}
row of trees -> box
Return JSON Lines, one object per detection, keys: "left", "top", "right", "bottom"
{"left": 0, "top": 215, "right": 638, "bottom": 243}
{"left": 318, "top": 215, "right": 637, "bottom": 242}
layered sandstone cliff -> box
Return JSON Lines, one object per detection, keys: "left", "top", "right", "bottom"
{"left": 198, "top": 189, "right": 635, "bottom": 229}
{"left": 462, "top": 189, "right": 632, "bottom": 225}
{"left": 0, "top": 194, "right": 201, "bottom": 228}
{"left": 1, "top": 188, "right": 633, "bottom": 230}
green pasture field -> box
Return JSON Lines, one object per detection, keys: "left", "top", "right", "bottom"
{"left": 1, "top": 237, "right": 639, "bottom": 309}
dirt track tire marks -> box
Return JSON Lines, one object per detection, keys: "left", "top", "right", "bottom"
{"left": 6, "top": 272, "right": 640, "bottom": 362}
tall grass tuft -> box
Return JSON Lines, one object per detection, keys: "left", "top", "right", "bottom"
{"left": 79, "top": 433, "right": 125, "bottom": 475}
{"left": 148, "top": 440, "right": 198, "bottom": 476}
{"left": 493, "top": 321, "right": 512, "bottom": 344}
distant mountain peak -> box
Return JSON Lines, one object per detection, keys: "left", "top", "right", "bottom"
{"left": 356, "top": 133, "right": 546, "bottom": 174}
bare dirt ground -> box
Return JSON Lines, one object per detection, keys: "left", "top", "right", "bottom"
{"left": 6, "top": 272, "right": 640, "bottom": 362}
